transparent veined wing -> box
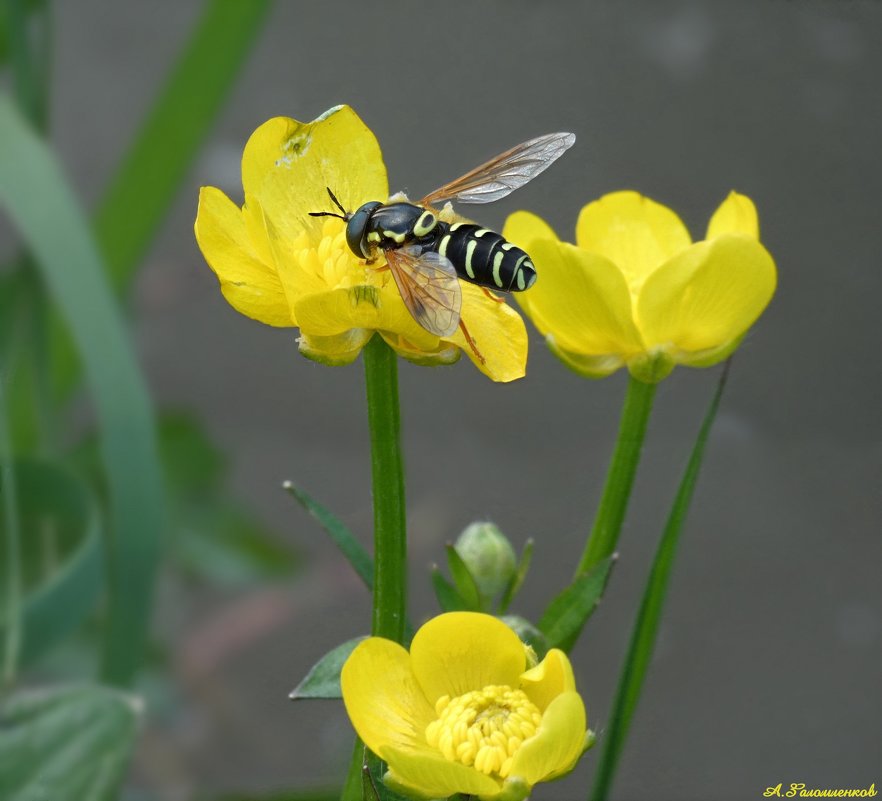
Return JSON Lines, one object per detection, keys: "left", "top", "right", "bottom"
{"left": 384, "top": 246, "right": 462, "bottom": 338}
{"left": 420, "top": 132, "right": 576, "bottom": 207}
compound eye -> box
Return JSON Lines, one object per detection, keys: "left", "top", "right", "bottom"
{"left": 412, "top": 210, "right": 437, "bottom": 237}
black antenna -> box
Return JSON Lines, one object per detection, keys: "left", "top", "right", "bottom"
{"left": 308, "top": 186, "right": 349, "bottom": 220}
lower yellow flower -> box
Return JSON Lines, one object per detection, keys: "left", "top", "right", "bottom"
{"left": 194, "top": 105, "right": 527, "bottom": 382}
{"left": 503, "top": 191, "right": 777, "bottom": 382}
{"left": 341, "top": 612, "right": 589, "bottom": 800}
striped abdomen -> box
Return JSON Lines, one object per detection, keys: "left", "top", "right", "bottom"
{"left": 434, "top": 222, "right": 537, "bottom": 292}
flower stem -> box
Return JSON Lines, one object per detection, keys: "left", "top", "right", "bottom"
{"left": 342, "top": 336, "right": 408, "bottom": 799}
{"left": 363, "top": 335, "right": 407, "bottom": 643}
{"left": 576, "top": 376, "right": 656, "bottom": 577}
{"left": 589, "top": 360, "right": 731, "bottom": 801}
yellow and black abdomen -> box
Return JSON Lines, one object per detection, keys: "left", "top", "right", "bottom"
{"left": 435, "top": 222, "right": 537, "bottom": 292}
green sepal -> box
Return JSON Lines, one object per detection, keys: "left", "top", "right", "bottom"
{"left": 539, "top": 555, "right": 617, "bottom": 652}
{"left": 0, "top": 683, "right": 142, "bottom": 801}
{"left": 498, "top": 537, "right": 534, "bottom": 614}
{"left": 289, "top": 637, "right": 366, "bottom": 700}
{"left": 445, "top": 543, "right": 482, "bottom": 611}
{"left": 626, "top": 351, "right": 675, "bottom": 383}
{"left": 500, "top": 614, "right": 548, "bottom": 661}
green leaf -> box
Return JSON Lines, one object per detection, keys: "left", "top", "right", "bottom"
{"left": 284, "top": 481, "right": 373, "bottom": 591}
{"left": 430, "top": 564, "right": 468, "bottom": 612}
{"left": 0, "top": 459, "right": 102, "bottom": 669}
{"left": 590, "top": 362, "right": 731, "bottom": 801}
{"left": 538, "top": 555, "right": 617, "bottom": 652}
{"left": 289, "top": 637, "right": 366, "bottom": 701}
{"left": 0, "top": 98, "right": 166, "bottom": 687}
{"left": 445, "top": 543, "right": 482, "bottom": 611}
{"left": 498, "top": 537, "right": 534, "bottom": 614}
{"left": 0, "top": 683, "right": 142, "bottom": 801}
{"left": 93, "top": 0, "right": 271, "bottom": 291}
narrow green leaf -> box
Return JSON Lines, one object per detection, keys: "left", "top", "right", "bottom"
{"left": 284, "top": 481, "right": 373, "bottom": 591}
{"left": 93, "top": 0, "right": 271, "bottom": 290}
{"left": 538, "top": 555, "right": 617, "bottom": 652}
{"left": 289, "top": 637, "right": 366, "bottom": 701}
{"left": 0, "top": 460, "right": 102, "bottom": 669}
{"left": 445, "top": 544, "right": 482, "bottom": 611}
{"left": 0, "top": 98, "right": 166, "bottom": 687}
{"left": 431, "top": 565, "right": 468, "bottom": 612}
{"left": 498, "top": 537, "right": 534, "bottom": 614}
{"left": 590, "top": 361, "right": 731, "bottom": 801}
{"left": 0, "top": 683, "right": 142, "bottom": 801}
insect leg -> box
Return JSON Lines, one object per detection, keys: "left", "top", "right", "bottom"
{"left": 459, "top": 319, "right": 486, "bottom": 365}
{"left": 480, "top": 287, "right": 506, "bottom": 303}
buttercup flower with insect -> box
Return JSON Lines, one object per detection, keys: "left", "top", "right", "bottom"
{"left": 195, "top": 105, "right": 573, "bottom": 382}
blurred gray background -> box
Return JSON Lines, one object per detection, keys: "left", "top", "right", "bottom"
{"left": 53, "top": 1, "right": 880, "bottom": 800}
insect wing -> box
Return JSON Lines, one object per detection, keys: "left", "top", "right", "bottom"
{"left": 385, "top": 247, "right": 462, "bottom": 338}
{"left": 420, "top": 131, "right": 576, "bottom": 207}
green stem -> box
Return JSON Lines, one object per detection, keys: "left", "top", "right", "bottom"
{"left": 0, "top": 368, "right": 22, "bottom": 686}
{"left": 590, "top": 360, "right": 731, "bottom": 801}
{"left": 341, "top": 739, "right": 366, "bottom": 801}
{"left": 363, "top": 336, "right": 407, "bottom": 643}
{"left": 342, "top": 336, "right": 408, "bottom": 799}
{"left": 576, "top": 376, "right": 656, "bottom": 577}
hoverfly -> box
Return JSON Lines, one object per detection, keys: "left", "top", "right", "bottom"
{"left": 309, "top": 131, "right": 575, "bottom": 362}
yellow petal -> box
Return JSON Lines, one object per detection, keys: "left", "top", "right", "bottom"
{"left": 298, "top": 329, "right": 374, "bottom": 366}
{"left": 194, "top": 186, "right": 292, "bottom": 326}
{"left": 409, "top": 613, "right": 526, "bottom": 705}
{"left": 382, "top": 745, "right": 503, "bottom": 799}
{"left": 450, "top": 284, "right": 528, "bottom": 383}
{"left": 575, "top": 191, "right": 692, "bottom": 289}
{"left": 519, "top": 649, "right": 575, "bottom": 712}
{"left": 637, "top": 233, "right": 777, "bottom": 353}
{"left": 502, "top": 210, "right": 559, "bottom": 251}
{"left": 341, "top": 637, "right": 435, "bottom": 756}
{"left": 517, "top": 240, "right": 644, "bottom": 358}
{"left": 508, "top": 692, "right": 586, "bottom": 785}
{"left": 241, "top": 106, "right": 388, "bottom": 246}
{"left": 706, "top": 191, "right": 759, "bottom": 240}
{"left": 293, "top": 285, "right": 439, "bottom": 351}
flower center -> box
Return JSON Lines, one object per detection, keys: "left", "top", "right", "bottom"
{"left": 297, "top": 219, "right": 385, "bottom": 292}
{"left": 425, "top": 685, "right": 542, "bottom": 778}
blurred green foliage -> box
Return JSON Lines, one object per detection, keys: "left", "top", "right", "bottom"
{"left": 0, "top": 1, "right": 286, "bottom": 799}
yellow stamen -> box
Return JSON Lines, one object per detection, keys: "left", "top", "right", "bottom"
{"left": 425, "top": 685, "right": 541, "bottom": 778}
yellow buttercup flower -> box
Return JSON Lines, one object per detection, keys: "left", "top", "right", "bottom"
{"left": 503, "top": 191, "right": 777, "bottom": 382}
{"left": 341, "top": 612, "right": 589, "bottom": 800}
{"left": 195, "top": 105, "right": 527, "bottom": 382}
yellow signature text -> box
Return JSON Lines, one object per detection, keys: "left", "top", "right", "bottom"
{"left": 765, "top": 784, "right": 877, "bottom": 798}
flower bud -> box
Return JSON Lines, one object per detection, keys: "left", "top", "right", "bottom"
{"left": 454, "top": 521, "right": 517, "bottom": 601}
